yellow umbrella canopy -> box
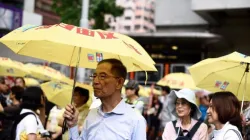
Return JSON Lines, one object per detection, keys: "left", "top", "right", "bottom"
{"left": 41, "top": 81, "right": 93, "bottom": 107}
{"left": 24, "top": 78, "right": 40, "bottom": 86}
{"left": 157, "top": 73, "right": 198, "bottom": 90}
{"left": 96, "top": 29, "right": 155, "bottom": 66}
{"left": 25, "top": 63, "right": 66, "bottom": 81}
{"left": 142, "top": 86, "right": 162, "bottom": 96}
{"left": 0, "top": 23, "right": 156, "bottom": 72}
{"left": 0, "top": 57, "right": 30, "bottom": 77}
{"left": 189, "top": 51, "right": 250, "bottom": 101}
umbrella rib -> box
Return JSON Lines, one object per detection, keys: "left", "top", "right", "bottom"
{"left": 16, "top": 40, "right": 32, "bottom": 54}
{"left": 236, "top": 67, "right": 247, "bottom": 97}
{"left": 118, "top": 55, "right": 122, "bottom": 61}
{"left": 69, "top": 46, "right": 76, "bottom": 66}
{"left": 198, "top": 64, "right": 243, "bottom": 85}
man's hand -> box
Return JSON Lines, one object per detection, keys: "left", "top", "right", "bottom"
{"left": 246, "top": 121, "right": 250, "bottom": 126}
{"left": 63, "top": 104, "right": 79, "bottom": 128}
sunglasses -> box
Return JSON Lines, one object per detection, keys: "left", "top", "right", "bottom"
{"left": 125, "top": 87, "right": 135, "bottom": 90}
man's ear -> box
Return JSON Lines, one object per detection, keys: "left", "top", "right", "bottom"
{"left": 116, "top": 78, "right": 125, "bottom": 89}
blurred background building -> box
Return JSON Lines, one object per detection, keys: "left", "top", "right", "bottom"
{"left": 0, "top": 0, "right": 71, "bottom": 78}
{"left": 107, "top": 0, "right": 155, "bottom": 33}
{"left": 35, "top": 0, "right": 60, "bottom": 25}
{"left": 0, "top": 0, "right": 43, "bottom": 63}
{"left": 129, "top": 0, "right": 250, "bottom": 84}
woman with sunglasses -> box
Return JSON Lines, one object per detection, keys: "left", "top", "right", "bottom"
{"left": 124, "top": 80, "right": 144, "bottom": 114}
{"left": 162, "top": 88, "right": 208, "bottom": 140}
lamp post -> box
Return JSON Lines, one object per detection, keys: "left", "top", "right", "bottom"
{"left": 76, "top": 0, "right": 89, "bottom": 83}
{"left": 80, "top": 0, "right": 89, "bottom": 28}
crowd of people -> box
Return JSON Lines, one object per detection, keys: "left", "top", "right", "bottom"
{"left": 0, "top": 58, "right": 250, "bottom": 140}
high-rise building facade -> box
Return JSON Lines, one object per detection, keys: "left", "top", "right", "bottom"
{"left": 107, "top": 0, "right": 155, "bottom": 33}
{"left": 35, "top": 0, "right": 60, "bottom": 25}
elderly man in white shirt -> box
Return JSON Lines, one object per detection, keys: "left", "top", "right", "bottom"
{"left": 64, "top": 59, "right": 147, "bottom": 140}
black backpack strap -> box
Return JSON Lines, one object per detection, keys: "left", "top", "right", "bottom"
{"left": 10, "top": 112, "right": 39, "bottom": 140}
{"left": 224, "top": 129, "right": 243, "bottom": 140}
{"left": 188, "top": 121, "right": 202, "bottom": 138}
{"left": 172, "top": 120, "right": 184, "bottom": 136}
{"left": 172, "top": 120, "right": 178, "bottom": 133}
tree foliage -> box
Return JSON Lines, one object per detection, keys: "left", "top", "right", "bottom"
{"left": 52, "top": 0, "right": 124, "bottom": 29}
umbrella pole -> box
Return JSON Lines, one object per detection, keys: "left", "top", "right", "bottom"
{"left": 241, "top": 63, "right": 249, "bottom": 113}
{"left": 62, "top": 47, "right": 82, "bottom": 134}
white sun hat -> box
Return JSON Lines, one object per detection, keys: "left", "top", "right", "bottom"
{"left": 167, "top": 88, "right": 202, "bottom": 120}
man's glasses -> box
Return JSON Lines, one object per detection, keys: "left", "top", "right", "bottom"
{"left": 89, "top": 73, "right": 118, "bottom": 80}
{"left": 125, "top": 87, "right": 134, "bottom": 90}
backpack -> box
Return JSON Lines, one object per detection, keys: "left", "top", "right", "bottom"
{"left": 172, "top": 120, "right": 202, "bottom": 140}
{"left": 9, "top": 112, "right": 39, "bottom": 140}
{"left": 223, "top": 129, "right": 243, "bottom": 140}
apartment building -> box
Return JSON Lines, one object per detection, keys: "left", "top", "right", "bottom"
{"left": 108, "top": 0, "right": 155, "bottom": 33}
{"left": 35, "top": 0, "right": 60, "bottom": 25}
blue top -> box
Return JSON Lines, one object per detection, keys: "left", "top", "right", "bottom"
{"left": 69, "top": 99, "right": 147, "bottom": 140}
{"left": 199, "top": 105, "right": 208, "bottom": 122}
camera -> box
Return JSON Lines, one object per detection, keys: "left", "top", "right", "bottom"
{"left": 40, "top": 131, "right": 51, "bottom": 138}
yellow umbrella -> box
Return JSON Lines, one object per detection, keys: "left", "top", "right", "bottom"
{"left": 157, "top": 73, "right": 198, "bottom": 90}
{"left": 138, "top": 85, "right": 149, "bottom": 97}
{"left": 0, "top": 23, "right": 156, "bottom": 72}
{"left": 0, "top": 57, "right": 30, "bottom": 77}
{"left": 41, "top": 81, "right": 93, "bottom": 107}
{"left": 0, "top": 23, "right": 156, "bottom": 132}
{"left": 189, "top": 51, "right": 250, "bottom": 101}
{"left": 25, "top": 63, "right": 66, "bottom": 81}
{"left": 143, "top": 86, "right": 162, "bottom": 96}
{"left": 24, "top": 78, "right": 40, "bottom": 86}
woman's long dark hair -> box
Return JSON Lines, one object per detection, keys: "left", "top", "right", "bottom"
{"left": 210, "top": 92, "right": 242, "bottom": 133}
{"left": 20, "top": 86, "right": 44, "bottom": 111}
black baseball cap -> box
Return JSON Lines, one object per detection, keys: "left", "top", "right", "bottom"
{"left": 125, "top": 80, "right": 139, "bottom": 90}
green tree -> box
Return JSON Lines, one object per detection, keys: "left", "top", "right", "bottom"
{"left": 52, "top": 0, "right": 124, "bottom": 29}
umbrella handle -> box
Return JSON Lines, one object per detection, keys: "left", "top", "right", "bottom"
{"left": 62, "top": 47, "right": 82, "bottom": 134}
{"left": 62, "top": 120, "right": 67, "bottom": 134}
{"left": 241, "top": 63, "right": 249, "bottom": 113}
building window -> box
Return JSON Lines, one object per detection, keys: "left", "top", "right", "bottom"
{"left": 135, "top": 25, "right": 140, "bottom": 30}
{"left": 143, "top": 26, "right": 148, "bottom": 31}
{"left": 136, "top": 16, "right": 141, "bottom": 19}
{"left": 126, "top": 7, "right": 133, "bottom": 10}
{"left": 136, "top": 6, "right": 142, "bottom": 10}
{"left": 151, "top": 9, "right": 154, "bottom": 13}
{"left": 107, "top": 17, "right": 112, "bottom": 23}
{"left": 124, "top": 26, "right": 131, "bottom": 31}
{"left": 112, "top": 26, "right": 116, "bottom": 30}
{"left": 144, "top": 16, "right": 148, "bottom": 21}
{"left": 125, "top": 16, "right": 131, "bottom": 20}
{"left": 144, "top": 7, "right": 154, "bottom": 13}
{"left": 149, "top": 18, "right": 154, "bottom": 23}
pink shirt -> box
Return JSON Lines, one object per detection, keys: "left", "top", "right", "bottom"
{"left": 162, "top": 118, "right": 208, "bottom": 140}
